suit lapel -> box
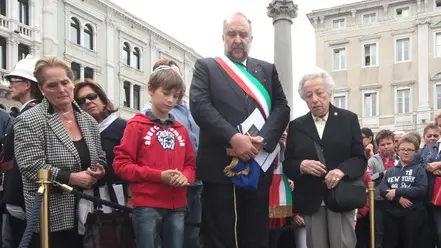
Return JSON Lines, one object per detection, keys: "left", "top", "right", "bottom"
{"left": 46, "top": 110, "right": 81, "bottom": 166}
{"left": 322, "top": 105, "right": 339, "bottom": 143}
{"left": 246, "top": 58, "right": 269, "bottom": 90}
{"left": 297, "top": 113, "right": 322, "bottom": 145}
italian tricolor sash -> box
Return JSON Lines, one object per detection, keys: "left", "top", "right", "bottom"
{"left": 215, "top": 55, "right": 292, "bottom": 219}
{"left": 214, "top": 55, "right": 271, "bottom": 118}
{"left": 269, "top": 153, "right": 293, "bottom": 219}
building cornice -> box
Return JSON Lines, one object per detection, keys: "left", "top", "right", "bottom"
{"left": 359, "top": 84, "right": 382, "bottom": 91}
{"left": 390, "top": 80, "right": 415, "bottom": 87}
{"left": 306, "top": 0, "right": 415, "bottom": 24}
{"left": 430, "top": 72, "right": 441, "bottom": 81}
{"left": 391, "top": 27, "right": 416, "bottom": 36}
{"left": 328, "top": 39, "right": 350, "bottom": 46}
{"left": 359, "top": 34, "right": 381, "bottom": 41}
{"left": 334, "top": 87, "right": 350, "bottom": 93}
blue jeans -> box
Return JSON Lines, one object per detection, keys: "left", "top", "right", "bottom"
{"left": 184, "top": 185, "right": 203, "bottom": 248}
{"left": 133, "top": 207, "right": 185, "bottom": 248}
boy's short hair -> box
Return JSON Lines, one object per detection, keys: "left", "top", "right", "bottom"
{"left": 148, "top": 66, "right": 183, "bottom": 93}
{"left": 375, "top": 129, "right": 394, "bottom": 146}
{"left": 397, "top": 135, "right": 420, "bottom": 151}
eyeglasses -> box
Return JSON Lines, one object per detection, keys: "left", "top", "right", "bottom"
{"left": 9, "top": 79, "right": 27, "bottom": 84}
{"left": 398, "top": 148, "right": 415, "bottom": 153}
{"left": 76, "top": 93, "right": 98, "bottom": 105}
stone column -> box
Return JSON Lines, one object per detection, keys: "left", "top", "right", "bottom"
{"left": 267, "top": 0, "right": 298, "bottom": 117}
{"left": 130, "top": 83, "right": 134, "bottom": 108}
{"left": 8, "top": 39, "right": 18, "bottom": 69}
{"left": 149, "top": 38, "right": 158, "bottom": 72}
{"left": 105, "top": 16, "right": 116, "bottom": 101}
{"left": 80, "top": 66, "right": 84, "bottom": 80}
{"left": 416, "top": 18, "right": 431, "bottom": 132}
{"left": 41, "top": 0, "right": 58, "bottom": 56}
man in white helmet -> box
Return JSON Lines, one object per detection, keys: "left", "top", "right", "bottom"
{"left": 0, "top": 55, "right": 41, "bottom": 248}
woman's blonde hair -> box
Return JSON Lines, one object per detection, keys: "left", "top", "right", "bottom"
{"left": 34, "top": 57, "right": 75, "bottom": 85}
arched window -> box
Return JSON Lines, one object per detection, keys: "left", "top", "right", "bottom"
{"left": 83, "top": 24, "right": 94, "bottom": 50}
{"left": 122, "top": 42, "right": 130, "bottom": 65}
{"left": 132, "top": 47, "right": 141, "bottom": 69}
{"left": 0, "top": 104, "right": 5, "bottom": 110}
{"left": 70, "top": 17, "right": 80, "bottom": 45}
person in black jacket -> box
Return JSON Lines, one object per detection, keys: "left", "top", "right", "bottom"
{"left": 1, "top": 55, "right": 42, "bottom": 248}
{"left": 283, "top": 68, "right": 366, "bottom": 248}
{"left": 380, "top": 134, "right": 428, "bottom": 248}
{"left": 74, "top": 78, "right": 127, "bottom": 203}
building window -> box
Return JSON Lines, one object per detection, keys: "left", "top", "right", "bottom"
{"left": 18, "top": 43, "right": 29, "bottom": 61}
{"left": 122, "top": 42, "right": 130, "bottom": 65}
{"left": 84, "top": 67, "right": 94, "bottom": 79}
{"left": 396, "top": 38, "right": 410, "bottom": 62}
{"left": 0, "top": 36, "right": 6, "bottom": 69}
{"left": 332, "top": 18, "right": 345, "bottom": 29}
{"left": 70, "top": 17, "right": 80, "bottom": 45}
{"left": 333, "top": 95, "right": 347, "bottom": 109}
{"left": 363, "top": 13, "right": 376, "bottom": 24}
{"left": 83, "top": 24, "right": 94, "bottom": 50}
{"left": 71, "top": 62, "right": 81, "bottom": 81}
{"left": 436, "top": 33, "right": 441, "bottom": 57}
{"left": 436, "top": 0, "right": 441, "bottom": 8}
{"left": 133, "top": 85, "right": 140, "bottom": 110}
{"left": 132, "top": 47, "right": 141, "bottom": 70}
{"left": 18, "top": 0, "right": 29, "bottom": 25}
{"left": 123, "top": 81, "right": 131, "bottom": 107}
{"left": 0, "top": 0, "right": 6, "bottom": 16}
{"left": 396, "top": 88, "right": 410, "bottom": 114}
{"left": 363, "top": 43, "right": 378, "bottom": 66}
{"left": 436, "top": 84, "right": 441, "bottom": 109}
{"left": 333, "top": 48, "right": 346, "bottom": 71}
{"left": 396, "top": 7, "right": 409, "bottom": 18}
{"left": 364, "top": 92, "right": 377, "bottom": 117}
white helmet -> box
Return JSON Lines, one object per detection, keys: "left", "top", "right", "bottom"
{"left": 5, "top": 54, "right": 38, "bottom": 83}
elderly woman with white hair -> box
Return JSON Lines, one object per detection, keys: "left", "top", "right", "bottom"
{"left": 283, "top": 68, "right": 366, "bottom": 248}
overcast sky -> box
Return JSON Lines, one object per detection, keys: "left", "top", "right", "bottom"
{"left": 112, "top": 0, "right": 361, "bottom": 118}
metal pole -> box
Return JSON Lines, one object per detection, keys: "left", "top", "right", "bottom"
{"left": 38, "top": 169, "right": 51, "bottom": 248}
{"left": 368, "top": 181, "right": 375, "bottom": 248}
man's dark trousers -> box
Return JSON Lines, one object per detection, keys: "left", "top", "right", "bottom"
{"left": 201, "top": 182, "right": 270, "bottom": 248}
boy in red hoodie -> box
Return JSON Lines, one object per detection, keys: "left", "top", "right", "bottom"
{"left": 113, "top": 65, "right": 196, "bottom": 248}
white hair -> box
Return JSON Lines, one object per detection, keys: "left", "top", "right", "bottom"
{"left": 297, "top": 67, "right": 335, "bottom": 100}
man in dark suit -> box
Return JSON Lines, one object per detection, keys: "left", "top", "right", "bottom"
{"left": 0, "top": 55, "right": 43, "bottom": 248}
{"left": 190, "top": 12, "right": 289, "bottom": 248}
{"left": 283, "top": 68, "right": 366, "bottom": 248}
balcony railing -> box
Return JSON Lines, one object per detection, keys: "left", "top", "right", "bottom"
{"left": 17, "top": 23, "right": 32, "bottom": 38}
{"left": 0, "top": 15, "right": 9, "bottom": 29}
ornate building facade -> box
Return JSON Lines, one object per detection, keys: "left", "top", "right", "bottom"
{"left": 0, "top": 0, "right": 201, "bottom": 118}
{"left": 308, "top": 0, "right": 441, "bottom": 133}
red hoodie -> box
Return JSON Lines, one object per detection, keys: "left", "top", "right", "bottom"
{"left": 113, "top": 112, "right": 196, "bottom": 209}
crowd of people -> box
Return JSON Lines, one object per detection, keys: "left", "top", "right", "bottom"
{"left": 0, "top": 11, "right": 439, "bottom": 248}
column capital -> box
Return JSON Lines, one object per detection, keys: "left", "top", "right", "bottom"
{"left": 351, "top": 10, "right": 357, "bottom": 18}
{"left": 416, "top": 17, "right": 431, "bottom": 26}
{"left": 267, "top": 0, "right": 298, "bottom": 24}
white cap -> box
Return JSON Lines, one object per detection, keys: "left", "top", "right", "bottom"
{"left": 5, "top": 55, "right": 38, "bottom": 83}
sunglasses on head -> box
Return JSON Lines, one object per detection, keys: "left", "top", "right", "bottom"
{"left": 76, "top": 93, "right": 98, "bottom": 105}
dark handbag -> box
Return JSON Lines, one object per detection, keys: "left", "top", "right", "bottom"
{"left": 314, "top": 142, "right": 366, "bottom": 211}
{"left": 83, "top": 182, "right": 135, "bottom": 248}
